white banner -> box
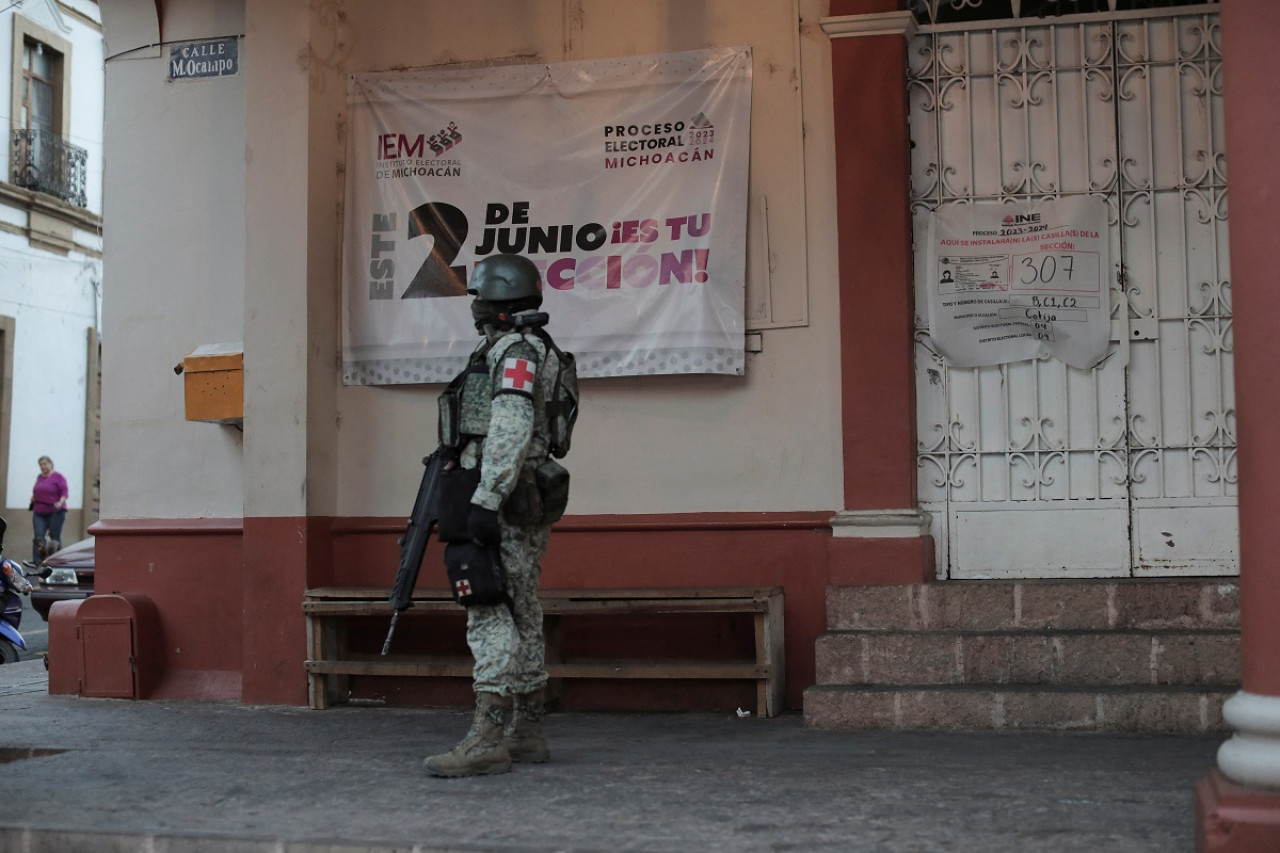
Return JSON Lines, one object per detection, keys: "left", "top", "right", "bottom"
{"left": 341, "top": 47, "right": 752, "bottom": 385}
{"left": 925, "top": 197, "right": 1112, "bottom": 369}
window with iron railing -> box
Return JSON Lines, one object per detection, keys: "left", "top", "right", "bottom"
{"left": 12, "top": 35, "right": 86, "bottom": 209}
{"left": 11, "top": 128, "right": 87, "bottom": 208}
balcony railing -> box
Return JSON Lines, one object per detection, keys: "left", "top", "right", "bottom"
{"left": 11, "top": 128, "right": 88, "bottom": 209}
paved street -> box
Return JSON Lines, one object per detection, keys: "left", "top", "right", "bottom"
{"left": 0, "top": 659, "right": 1221, "bottom": 852}
{"left": 15, "top": 594, "right": 47, "bottom": 661}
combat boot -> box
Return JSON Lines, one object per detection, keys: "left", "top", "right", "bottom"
{"left": 423, "top": 691, "right": 513, "bottom": 777}
{"left": 506, "top": 689, "right": 550, "bottom": 763}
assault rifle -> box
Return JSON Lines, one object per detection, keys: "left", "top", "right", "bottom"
{"left": 381, "top": 448, "right": 449, "bottom": 655}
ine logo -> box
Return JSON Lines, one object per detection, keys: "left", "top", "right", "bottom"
{"left": 1002, "top": 213, "right": 1041, "bottom": 227}
{"left": 378, "top": 122, "right": 463, "bottom": 159}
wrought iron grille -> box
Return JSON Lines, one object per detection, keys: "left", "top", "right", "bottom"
{"left": 907, "top": 0, "right": 1218, "bottom": 26}
{"left": 908, "top": 8, "right": 1234, "bottom": 577}
{"left": 11, "top": 128, "right": 88, "bottom": 209}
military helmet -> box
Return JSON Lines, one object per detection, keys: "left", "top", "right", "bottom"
{"left": 467, "top": 254, "right": 543, "bottom": 306}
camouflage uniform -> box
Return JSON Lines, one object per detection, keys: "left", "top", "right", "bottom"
{"left": 424, "top": 252, "right": 560, "bottom": 777}
{"left": 458, "top": 329, "right": 560, "bottom": 696}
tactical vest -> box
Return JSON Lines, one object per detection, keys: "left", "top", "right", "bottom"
{"left": 437, "top": 330, "right": 573, "bottom": 526}
{"left": 438, "top": 333, "right": 547, "bottom": 449}
{"left": 438, "top": 341, "right": 494, "bottom": 448}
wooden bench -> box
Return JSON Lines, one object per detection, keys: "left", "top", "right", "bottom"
{"left": 303, "top": 586, "right": 785, "bottom": 717}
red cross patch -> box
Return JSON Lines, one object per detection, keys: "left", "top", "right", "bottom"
{"left": 500, "top": 357, "right": 536, "bottom": 396}
{"left": 455, "top": 579, "right": 472, "bottom": 597}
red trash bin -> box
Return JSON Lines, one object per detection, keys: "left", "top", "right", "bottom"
{"left": 46, "top": 599, "right": 83, "bottom": 695}
{"left": 74, "top": 593, "right": 162, "bottom": 699}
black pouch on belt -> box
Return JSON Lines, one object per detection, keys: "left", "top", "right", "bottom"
{"left": 443, "top": 541, "right": 509, "bottom": 608}
{"left": 436, "top": 466, "right": 481, "bottom": 543}
{"left": 503, "top": 459, "right": 570, "bottom": 526}
{"left": 535, "top": 459, "right": 570, "bottom": 524}
{"left": 503, "top": 473, "right": 544, "bottom": 526}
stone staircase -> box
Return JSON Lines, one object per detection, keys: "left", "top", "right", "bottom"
{"left": 803, "top": 579, "right": 1240, "bottom": 733}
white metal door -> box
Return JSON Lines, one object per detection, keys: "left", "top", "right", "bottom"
{"left": 909, "top": 9, "right": 1235, "bottom": 579}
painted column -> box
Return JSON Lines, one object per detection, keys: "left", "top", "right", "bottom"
{"left": 240, "top": 0, "right": 315, "bottom": 704}
{"left": 1197, "top": 0, "right": 1280, "bottom": 848}
{"left": 821, "top": 3, "right": 931, "bottom": 584}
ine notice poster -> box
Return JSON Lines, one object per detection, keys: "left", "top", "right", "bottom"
{"left": 925, "top": 196, "right": 1112, "bottom": 369}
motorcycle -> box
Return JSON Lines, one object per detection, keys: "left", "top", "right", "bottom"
{"left": 0, "top": 516, "right": 44, "bottom": 664}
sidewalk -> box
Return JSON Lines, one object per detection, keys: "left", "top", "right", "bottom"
{"left": 0, "top": 658, "right": 1218, "bottom": 852}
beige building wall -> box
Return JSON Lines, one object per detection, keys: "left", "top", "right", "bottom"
{"left": 103, "top": 0, "right": 844, "bottom": 523}
{"left": 101, "top": 0, "right": 247, "bottom": 519}
{"left": 328, "top": 0, "right": 845, "bottom": 518}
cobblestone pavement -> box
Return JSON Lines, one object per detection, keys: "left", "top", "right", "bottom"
{"left": 0, "top": 660, "right": 1219, "bottom": 852}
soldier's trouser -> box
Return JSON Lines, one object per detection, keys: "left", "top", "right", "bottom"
{"left": 467, "top": 521, "right": 552, "bottom": 696}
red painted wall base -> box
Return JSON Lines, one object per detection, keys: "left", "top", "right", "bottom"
{"left": 1196, "top": 770, "right": 1280, "bottom": 852}
{"left": 828, "top": 536, "right": 934, "bottom": 585}
{"left": 89, "top": 512, "right": 935, "bottom": 709}
{"left": 91, "top": 519, "right": 247, "bottom": 701}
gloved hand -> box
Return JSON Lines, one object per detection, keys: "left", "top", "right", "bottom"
{"left": 468, "top": 505, "right": 501, "bottom": 546}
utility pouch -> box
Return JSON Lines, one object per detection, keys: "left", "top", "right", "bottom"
{"left": 503, "top": 474, "right": 544, "bottom": 527}
{"left": 438, "top": 387, "right": 461, "bottom": 449}
{"left": 444, "top": 542, "right": 509, "bottom": 608}
{"left": 436, "top": 466, "right": 481, "bottom": 543}
{"left": 535, "top": 459, "right": 570, "bottom": 524}
{"left": 438, "top": 343, "right": 493, "bottom": 448}
{"left": 457, "top": 364, "right": 493, "bottom": 438}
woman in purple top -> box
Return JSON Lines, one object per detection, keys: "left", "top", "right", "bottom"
{"left": 30, "top": 455, "right": 68, "bottom": 561}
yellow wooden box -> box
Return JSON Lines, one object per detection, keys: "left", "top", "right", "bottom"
{"left": 180, "top": 344, "right": 243, "bottom": 424}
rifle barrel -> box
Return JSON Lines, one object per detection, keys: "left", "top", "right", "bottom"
{"left": 380, "top": 610, "right": 401, "bottom": 656}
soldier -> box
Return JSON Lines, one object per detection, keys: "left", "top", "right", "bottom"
{"left": 424, "top": 253, "right": 565, "bottom": 778}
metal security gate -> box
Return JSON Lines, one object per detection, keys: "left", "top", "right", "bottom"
{"left": 909, "top": 7, "right": 1235, "bottom": 579}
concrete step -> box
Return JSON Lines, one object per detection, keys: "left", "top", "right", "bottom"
{"left": 803, "top": 683, "right": 1232, "bottom": 733}
{"left": 806, "top": 579, "right": 1240, "bottom": 732}
{"left": 826, "top": 579, "right": 1239, "bottom": 632}
{"left": 815, "top": 627, "right": 1240, "bottom": 687}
